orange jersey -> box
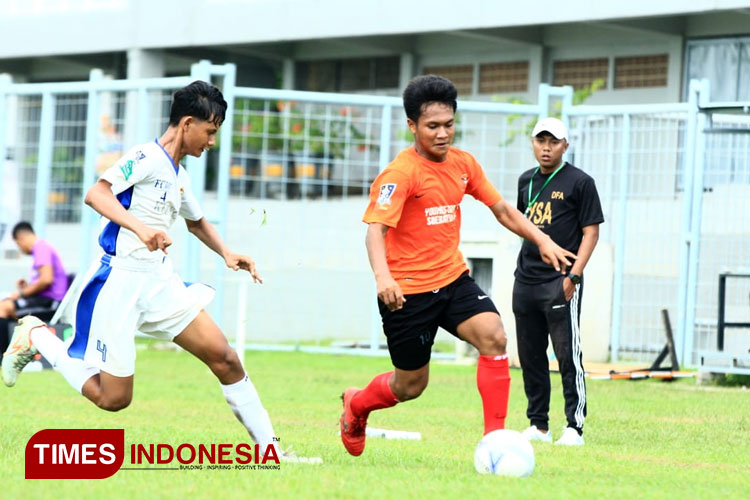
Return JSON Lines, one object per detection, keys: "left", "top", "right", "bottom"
{"left": 362, "top": 146, "right": 503, "bottom": 294}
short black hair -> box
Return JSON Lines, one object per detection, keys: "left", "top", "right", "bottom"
{"left": 12, "top": 221, "right": 34, "bottom": 238}
{"left": 169, "top": 80, "right": 227, "bottom": 127}
{"left": 402, "top": 75, "right": 458, "bottom": 123}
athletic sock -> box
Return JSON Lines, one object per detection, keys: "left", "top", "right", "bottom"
{"left": 30, "top": 327, "right": 100, "bottom": 393}
{"left": 350, "top": 371, "right": 399, "bottom": 417}
{"left": 221, "top": 374, "right": 279, "bottom": 454}
{"left": 476, "top": 354, "right": 511, "bottom": 435}
{"left": 30, "top": 327, "right": 65, "bottom": 365}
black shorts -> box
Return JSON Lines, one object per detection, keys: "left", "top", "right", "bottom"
{"left": 378, "top": 272, "right": 499, "bottom": 370}
{"left": 13, "top": 295, "right": 59, "bottom": 317}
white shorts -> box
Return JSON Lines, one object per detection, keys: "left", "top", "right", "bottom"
{"left": 68, "top": 253, "right": 215, "bottom": 377}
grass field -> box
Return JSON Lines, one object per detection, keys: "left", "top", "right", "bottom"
{"left": 1, "top": 342, "right": 748, "bottom": 499}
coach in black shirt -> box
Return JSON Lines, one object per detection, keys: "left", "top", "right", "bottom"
{"left": 514, "top": 117, "right": 604, "bottom": 447}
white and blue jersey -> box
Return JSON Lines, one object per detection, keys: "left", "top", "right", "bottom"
{"left": 98, "top": 139, "right": 203, "bottom": 258}
{"left": 69, "top": 139, "right": 214, "bottom": 376}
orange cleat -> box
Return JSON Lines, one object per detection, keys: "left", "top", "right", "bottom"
{"left": 339, "top": 387, "right": 368, "bottom": 456}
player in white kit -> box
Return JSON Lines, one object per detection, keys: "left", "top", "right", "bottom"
{"left": 2, "top": 81, "right": 304, "bottom": 461}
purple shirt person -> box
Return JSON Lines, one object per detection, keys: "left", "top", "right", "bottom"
{"left": 31, "top": 239, "right": 68, "bottom": 301}
{"left": 0, "top": 222, "right": 68, "bottom": 323}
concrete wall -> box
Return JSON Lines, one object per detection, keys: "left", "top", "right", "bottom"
{"left": 1, "top": 1, "right": 748, "bottom": 58}
{"left": 2, "top": 2, "right": 749, "bottom": 109}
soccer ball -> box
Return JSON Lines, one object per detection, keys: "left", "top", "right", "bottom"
{"left": 474, "top": 429, "right": 535, "bottom": 477}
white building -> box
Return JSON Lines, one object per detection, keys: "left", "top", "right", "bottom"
{"left": 1, "top": 0, "right": 749, "bottom": 103}
{"left": 1, "top": 1, "right": 749, "bottom": 367}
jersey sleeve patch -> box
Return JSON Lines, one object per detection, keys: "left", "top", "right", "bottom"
{"left": 116, "top": 149, "right": 147, "bottom": 182}
{"left": 377, "top": 183, "right": 397, "bottom": 207}
{"left": 119, "top": 160, "right": 135, "bottom": 181}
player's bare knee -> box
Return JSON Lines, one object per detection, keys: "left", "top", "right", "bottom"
{"left": 222, "top": 347, "right": 242, "bottom": 369}
{"left": 478, "top": 331, "right": 507, "bottom": 355}
{"left": 209, "top": 347, "right": 242, "bottom": 378}
{"left": 493, "top": 331, "right": 508, "bottom": 351}
{"left": 97, "top": 393, "right": 132, "bottom": 412}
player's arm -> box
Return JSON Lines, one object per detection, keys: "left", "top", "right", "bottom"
{"left": 365, "top": 222, "right": 405, "bottom": 311}
{"left": 184, "top": 217, "right": 262, "bottom": 283}
{"left": 84, "top": 179, "right": 172, "bottom": 253}
{"left": 18, "top": 265, "right": 53, "bottom": 297}
{"left": 562, "top": 224, "right": 599, "bottom": 300}
{"left": 489, "top": 199, "right": 576, "bottom": 274}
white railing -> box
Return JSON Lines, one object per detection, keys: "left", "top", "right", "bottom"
{"left": 1, "top": 62, "right": 748, "bottom": 368}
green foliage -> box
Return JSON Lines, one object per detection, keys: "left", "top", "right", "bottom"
{"left": 495, "top": 78, "right": 605, "bottom": 147}
{"left": 1, "top": 346, "right": 748, "bottom": 499}
{"left": 232, "top": 99, "right": 371, "bottom": 159}
{"left": 714, "top": 373, "right": 750, "bottom": 387}
{"left": 20, "top": 148, "right": 84, "bottom": 184}
{"left": 572, "top": 78, "right": 606, "bottom": 106}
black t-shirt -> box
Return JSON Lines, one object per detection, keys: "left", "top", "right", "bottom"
{"left": 514, "top": 162, "right": 604, "bottom": 284}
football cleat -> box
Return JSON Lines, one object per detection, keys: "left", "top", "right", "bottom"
{"left": 2, "top": 315, "right": 46, "bottom": 387}
{"left": 340, "top": 387, "right": 368, "bottom": 456}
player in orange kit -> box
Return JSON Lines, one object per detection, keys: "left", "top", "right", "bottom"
{"left": 339, "top": 75, "right": 576, "bottom": 457}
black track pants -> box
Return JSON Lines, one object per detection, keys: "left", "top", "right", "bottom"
{"left": 512, "top": 275, "right": 587, "bottom": 433}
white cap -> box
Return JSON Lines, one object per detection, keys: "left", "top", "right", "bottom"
{"left": 531, "top": 117, "right": 568, "bottom": 141}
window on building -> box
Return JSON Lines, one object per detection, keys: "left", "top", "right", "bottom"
{"left": 297, "top": 60, "right": 337, "bottom": 92}
{"left": 479, "top": 61, "right": 529, "bottom": 93}
{"left": 422, "top": 65, "right": 474, "bottom": 96}
{"left": 615, "top": 54, "right": 668, "bottom": 89}
{"left": 339, "top": 59, "right": 372, "bottom": 92}
{"left": 296, "top": 56, "right": 400, "bottom": 92}
{"left": 374, "top": 57, "right": 401, "bottom": 89}
{"left": 685, "top": 37, "right": 750, "bottom": 101}
{"left": 553, "top": 58, "right": 608, "bottom": 90}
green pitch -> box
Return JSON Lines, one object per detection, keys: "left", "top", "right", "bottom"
{"left": 1, "top": 344, "right": 748, "bottom": 499}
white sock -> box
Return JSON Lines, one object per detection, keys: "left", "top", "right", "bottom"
{"left": 221, "top": 374, "right": 279, "bottom": 453}
{"left": 30, "top": 327, "right": 100, "bottom": 394}
{"left": 30, "top": 327, "right": 66, "bottom": 366}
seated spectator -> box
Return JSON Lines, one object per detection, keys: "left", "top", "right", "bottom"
{"left": 0, "top": 222, "right": 69, "bottom": 329}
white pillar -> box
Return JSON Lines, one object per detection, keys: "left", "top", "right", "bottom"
{"left": 399, "top": 53, "right": 414, "bottom": 90}
{"left": 528, "top": 46, "right": 544, "bottom": 101}
{"left": 124, "top": 49, "right": 165, "bottom": 146}
{"left": 281, "top": 58, "right": 295, "bottom": 90}
{"left": 127, "top": 48, "right": 165, "bottom": 79}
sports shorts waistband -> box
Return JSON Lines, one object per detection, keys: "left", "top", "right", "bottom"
{"left": 100, "top": 253, "right": 168, "bottom": 271}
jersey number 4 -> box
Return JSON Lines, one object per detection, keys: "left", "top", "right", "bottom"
{"left": 97, "top": 340, "right": 107, "bottom": 362}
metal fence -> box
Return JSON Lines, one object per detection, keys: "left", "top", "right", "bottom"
{"left": 1, "top": 64, "right": 748, "bottom": 368}
{"left": 566, "top": 107, "right": 692, "bottom": 363}
{"left": 691, "top": 104, "right": 750, "bottom": 372}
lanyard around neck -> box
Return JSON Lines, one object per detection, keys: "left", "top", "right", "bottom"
{"left": 525, "top": 163, "right": 565, "bottom": 217}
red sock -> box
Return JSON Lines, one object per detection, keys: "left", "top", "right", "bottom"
{"left": 477, "top": 354, "right": 511, "bottom": 435}
{"left": 351, "top": 371, "right": 399, "bottom": 417}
